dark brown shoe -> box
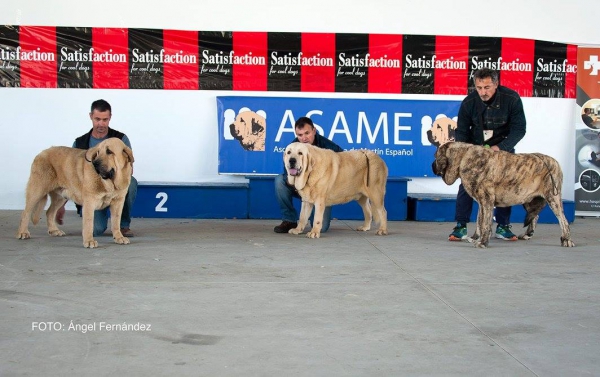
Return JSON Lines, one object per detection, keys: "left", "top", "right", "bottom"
{"left": 274, "top": 221, "right": 298, "bottom": 233}
{"left": 120, "top": 227, "right": 134, "bottom": 237}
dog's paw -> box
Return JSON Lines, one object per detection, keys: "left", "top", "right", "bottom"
{"left": 561, "top": 238, "right": 575, "bottom": 247}
{"left": 83, "top": 240, "right": 98, "bottom": 248}
{"left": 16, "top": 231, "right": 31, "bottom": 240}
{"left": 113, "top": 236, "right": 130, "bottom": 245}
{"left": 48, "top": 229, "right": 66, "bottom": 237}
{"left": 518, "top": 233, "right": 532, "bottom": 240}
{"left": 376, "top": 229, "right": 388, "bottom": 236}
{"left": 306, "top": 231, "right": 321, "bottom": 239}
{"left": 473, "top": 241, "right": 488, "bottom": 249}
{"left": 356, "top": 226, "right": 371, "bottom": 232}
{"left": 288, "top": 228, "right": 303, "bottom": 235}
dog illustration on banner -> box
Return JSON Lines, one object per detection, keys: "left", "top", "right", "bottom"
{"left": 422, "top": 114, "right": 457, "bottom": 147}
{"left": 224, "top": 107, "right": 267, "bottom": 151}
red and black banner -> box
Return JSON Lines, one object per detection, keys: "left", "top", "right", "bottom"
{"left": 0, "top": 25, "right": 578, "bottom": 98}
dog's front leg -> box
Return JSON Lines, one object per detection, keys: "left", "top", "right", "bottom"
{"left": 289, "top": 201, "right": 313, "bottom": 235}
{"left": 471, "top": 221, "right": 481, "bottom": 242}
{"left": 475, "top": 204, "right": 494, "bottom": 248}
{"left": 306, "top": 200, "right": 325, "bottom": 238}
{"left": 81, "top": 203, "right": 98, "bottom": 248}
{"left": 110, "top": 198, "right": 130, "bottom": 245}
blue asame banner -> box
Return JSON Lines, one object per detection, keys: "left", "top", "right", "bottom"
{"left": 218, "top": 96, "right": 460, "bottom": 177}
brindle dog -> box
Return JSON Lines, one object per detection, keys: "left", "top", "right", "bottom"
{"left": 432, "top": 142, "right": 574, "bottom": 248}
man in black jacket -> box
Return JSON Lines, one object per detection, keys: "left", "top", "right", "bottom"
{"left": 56, "top": 99, "right": 137, "bottom": 237}
{"left": 449, "top": 68, "right": 526, "bottom": 242}
{"left": 274, "top": 117, "right": 343, "bottom": 233}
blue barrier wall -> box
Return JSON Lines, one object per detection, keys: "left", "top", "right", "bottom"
{"left": 131, "top": 182, "right": 575, "bottom": 224}
{"left": 131, "top": 182, "right": 249, "bottom": 219}
{"left": 407, "top": 194, "right": 576, "bottom": 224}
{"left": 247, "top": 176, "right": 410, "bottom": 221}
{"left": 132, "top": 178, "right": 410, "bottom": 220}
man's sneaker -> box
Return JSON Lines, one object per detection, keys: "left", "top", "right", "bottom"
{"left": 120, "top": 227, "right": 134, "bottom": 237}
{"left": 274, "top": 221, "right": 298, "bottom": 234}
{"left": 495, "top": 224, "right": 517, "bottom": 241}
{"left": 449, "top": 223, "right": 467, "bottom": 241}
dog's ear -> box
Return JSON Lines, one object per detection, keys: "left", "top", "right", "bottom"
{"left": 85, "top": 145, "right": 100, "bottom": 162}
{"left": 122, "top": 145, "right": 135, "bottom": 164}
{"left": 294, "top": 148, "right": 313, "bottom": 190}
{"left": 440, "top": 143, "right": 461, "bottom": 185}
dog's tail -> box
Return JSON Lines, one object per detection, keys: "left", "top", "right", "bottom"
{"left": 31, "top": 195, "right": 48, "bottom": 225}
{"left": 362, "top": 151, "right": 371, "bottom": 187}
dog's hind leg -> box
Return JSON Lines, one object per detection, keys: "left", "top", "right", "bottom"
{"left": 16, "top": 184, "right": 48, "bottom": 240}
{"left": 518, "top": 197, "right": 545, "bottom": 240}
{"left": 546, "top": 195, "right": 575, "bottom": 247}
{"left": 46, "top": 191, "right": 67, "bottom": 237}
{"left": 369, "top": 190, "right": 388, "bottom": 236}
{"left": 356, "top": 195, "right": 373, "bottom": 232}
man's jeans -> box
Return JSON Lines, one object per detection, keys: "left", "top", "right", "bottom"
{"left": 274, "top": 174, "right": 332, "bottom": 232}
{"left": 92, "top": 176, "right": 138, "bottom": 236}
{"left": 455, "top": 182, "right": 511, "bottom": 226}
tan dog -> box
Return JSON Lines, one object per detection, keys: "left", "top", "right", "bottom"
{"left": 16, "top": 138, "right": 134, "bottom": 248}
{"left": 284, "top": 142, "right": 388, "bottom": 238}
{"left": 229, "top": 110, "right": 266, "bottom": 151}
{"left": 432, "top": 142, "right": 574, "bottom": 248}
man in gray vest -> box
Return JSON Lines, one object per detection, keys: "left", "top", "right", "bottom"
{"left": 56, "top": 99, "right": 138, "bottom": 237}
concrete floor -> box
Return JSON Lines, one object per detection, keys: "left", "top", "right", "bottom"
{"left": 1, "top": 210, "right": 599, "bottom": 376}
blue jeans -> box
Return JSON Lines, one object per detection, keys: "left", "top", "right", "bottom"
{"left": 455, "top": 183, "right": 511, "bottom": 226}
{"left": 93, "top": 176, "right": 138, "bottom": 236}
{"left": 274, "top": 174, "right": 332, "bottom": 232}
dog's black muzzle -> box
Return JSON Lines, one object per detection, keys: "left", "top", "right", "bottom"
{"left": 229, "top": 123, "right": 242, "bottom": 140}
{"left": 93, "top": 160, "right": 115, "bottom": 180}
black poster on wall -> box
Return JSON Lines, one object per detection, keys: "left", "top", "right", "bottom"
{"left": 335, "top": 33, "right": 369, "bottom": 93}
{"left": 56, "top": 27, "right": 93, "bottom": 88}
{"left": 128, "top": 28, "right": 164, "bottom": 89}
{"left": 0, "top": 25, "right": 20, "bottom": 87}
{"left": 467, "top": 37, "right": 502, "bottom": 90}
{"left": 401, "top": 35, "right": 436, "bottom": 94}
{"left": 267, "top": 32, "right": 301, "bottom": 92}
{"left": 534, "top": 40, "right": 568, "bottom": 98}
{"left": 199, "top": 31, "right": 233, "bottom": 91}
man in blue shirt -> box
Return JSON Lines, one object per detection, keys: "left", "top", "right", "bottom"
{"left": 56, "top": 99, "right": 138, "bottom": 237}
{"left": 274, "top": 116, "right": 343, "bottom": 233}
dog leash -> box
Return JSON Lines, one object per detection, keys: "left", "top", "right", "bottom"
{"left": 533, "top": 154, "right": 559, "bottom": 196}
